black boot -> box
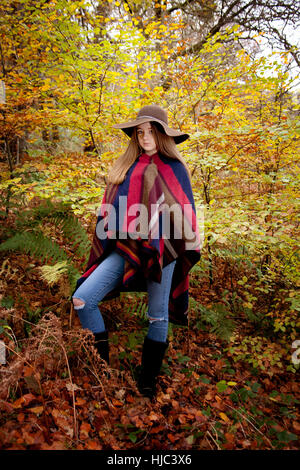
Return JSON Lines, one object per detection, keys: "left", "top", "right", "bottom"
{"left": 137, "top": 336, "right": 168, "bottom": 399}
{"left": 94, "top": 330, "right": 109, "bottom": 364}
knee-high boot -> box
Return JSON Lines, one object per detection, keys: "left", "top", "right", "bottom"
{"left": 93, "top": 330, "right": 109, "bottom": 364}
{"left": 137, "top": 336, "right": 168, "bottom": 399}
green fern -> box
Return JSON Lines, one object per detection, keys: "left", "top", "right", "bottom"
{"left": 49, "top": 213, "right": 90, "bottom": 259}
{"left": 15, "top": 200, "right": 90, "bottom": 261}
{"left": 0, "top": 230, "right": 80, "bottom": 289}
{"left": 39, "top": 261, "right": 69, "bottom": 286}
{"left": 125, "top": 293, "right": 148, "bottom": 321}
{"left": 191, "top": 298, "right": 236, "bottom": 341}
{"left": 0, "top": 231, "right": 67, "bottom": 262}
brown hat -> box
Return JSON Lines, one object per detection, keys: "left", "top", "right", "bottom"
{"left": 113, "top": 105, "right": 189, "bottom": 144}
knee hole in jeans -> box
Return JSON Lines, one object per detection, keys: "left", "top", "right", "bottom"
{"left": 72, "top": 297, "right": 86, "bottom": 310}
{"left": 148, "top": 316, "right": 165, "bottom": 324}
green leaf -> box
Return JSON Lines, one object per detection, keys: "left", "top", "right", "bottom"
{"left": 216, "top": 380, "right": 228, "bottom": 393}
{"left": 199, "top": 375, "right": 211, "bottom": 384}
{"left": 276, "top": 431, "right": 298, "bottom": 443}
{"left": 1, "top": 296, "right": 14, "bottom": 309}
{"left": 128, "top": 432, "right": 138, "bottom": 443}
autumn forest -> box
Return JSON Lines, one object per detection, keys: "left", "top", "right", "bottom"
{"left": 0, "top": 0, "right": 299, "bottom": 452}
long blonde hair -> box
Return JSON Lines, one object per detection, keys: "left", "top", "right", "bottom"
{"left": 107, "top": 123, "right": 191, "bottom": 185}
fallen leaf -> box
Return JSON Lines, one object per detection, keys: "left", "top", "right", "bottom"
{"left": 111, "top": 398, "right": 123, "bottom": 407}
{"left": 225, "top": 432, "right": 235, "bottom": 443}
{"left": 115, "top": 389, "right": 126, "bottom": 400}
{"left": 150, "top": 425, "right": 165, "bottom": 434}
{"left": 80, "top": 422, "right": 91, "bottom": 439}
{"left": 66, "top": 383, "right": 81, "bottom": 392}
{"left": 13, "top": 393, "right": 37, "bottom": 408}
{"left": 292, "top": 421, "right": 300, "bottom": 432}
{"left": 28, "top": 406, "right": 44, "bottom": 415}
{"left": 148, "top": 412, "right": 160, "bottom": 422}
{"left": 219, "top": 412, "right": 230, "bottom": 423}
{"left": 178, "top": 415, "right": 187, "bottom": 424}
{"left": 186, "top": 435, "right": 194, "bottom": 445}
{"left": 51, "top": 409, "right": 74, "bottom": 437}
{"left": 75, "top": 398, "right": 86, "bottom": 406}
{"left": 204, "top": 391, "right": 215, "bottom": 401}
{"left": 85, "top": 439, "right": 102, "bottom": 450}
{"left": 126, "top": 394, "right": 135, "bottom": 403}
{"left": 167, "top": 433, "right": 178, "bottom": 443}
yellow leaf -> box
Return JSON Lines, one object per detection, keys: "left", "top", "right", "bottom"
{"left": 219, "top": 412, "right": 230, "bottom": 423}
{"left": 227, "top": 381, "right": 237, "bottom": 386}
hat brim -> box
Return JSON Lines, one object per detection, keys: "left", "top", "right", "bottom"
{"left": 113, "top": 117, "right": 189, "bottom": 144}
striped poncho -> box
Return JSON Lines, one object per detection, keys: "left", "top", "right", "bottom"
{"left": 75, "top": 152, "right": 201, "bottom": 326}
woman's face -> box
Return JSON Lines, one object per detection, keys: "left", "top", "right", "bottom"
{"left": 136, "top": 122, "right": 157, "bottom": 155}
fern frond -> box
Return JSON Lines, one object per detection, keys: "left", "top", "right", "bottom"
{"left": 15, "top": 200, "right": 91, "bottom": 261}
{"left": 192, "top": 301, "right": 236, "bottom": 341}
{"left": 211, "top": 317, "right": 236, "bottom": 342}
{"left": 48, "top": 212, "right": 91, "bottom": 259}
{"left": 124, "top": 293, "right": 148, "bottom": 321}
{"left": 0, "top": 231, "right": 80, "bottom": 290}
{"left": 39, "top": 261, "right": 69, "bottom": 286}
{"left": 0, "top": 231, "right": 68, "bottom": 263}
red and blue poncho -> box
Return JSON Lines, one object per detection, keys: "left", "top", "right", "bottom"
{"left": 75, "top": 153, "right": 201, "bottom": 326}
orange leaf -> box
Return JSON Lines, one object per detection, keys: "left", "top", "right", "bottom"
{"left": 85, "top": 440, "right": 103, "bottom": 450}
{"left": 167, "top": 433, "right": 178, "bottom": 443}
{"left": 126, "top": 394, "right": 135, "bottom": 403}
{"left": 13, "top": 393, "right": 36, "bottom": 408}
{"left": 150, "top": 425, "right": 165, "bottom": 434}
{"left": 111, "top": 398, "right": 123, "bottom": 407}
{"left": 28, "top": 406, "right": 44, "bottom": 414}
{"left": 80, "top": 422, "right": 91, "bottom": 439}
{"left": 75, "top": 398, "right": 86, "bottom": 406}
{"left": 292, "top": 421, "right": 300, "bottom": 432}
{"left": 225, "top": 432, "right": 235, "bottom": 443}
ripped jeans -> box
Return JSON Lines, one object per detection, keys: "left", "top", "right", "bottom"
{"left": 72, "top": 251, "right": 176, "bottom": 343}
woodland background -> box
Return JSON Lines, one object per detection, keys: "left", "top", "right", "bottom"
{"left": 0, "top": 0, "right": 299, "bottom": 451}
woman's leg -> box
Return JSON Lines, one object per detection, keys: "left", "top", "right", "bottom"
{"left": 137, "top": 260, "right": 176, "bottom": 398}
{"left": 146, "top": 260, "right": 176, "bottom": 342}
{"left": 72, "top": 251, "right": 125, "bottom": 334}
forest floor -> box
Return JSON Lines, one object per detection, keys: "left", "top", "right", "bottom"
{"left": 0, "top": 216, "right": 299, "bottom": 451}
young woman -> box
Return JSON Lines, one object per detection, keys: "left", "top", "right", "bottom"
{"left": 72, "top": 105, "right": 201, "bottom": 399}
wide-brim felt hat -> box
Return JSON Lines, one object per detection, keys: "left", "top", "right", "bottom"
{"left": 113, "top": 105, "right": 189, "bottom": 144}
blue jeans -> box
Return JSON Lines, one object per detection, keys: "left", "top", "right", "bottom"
{"left": 72, "top": 251, "right": 176, "bottom": 343}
